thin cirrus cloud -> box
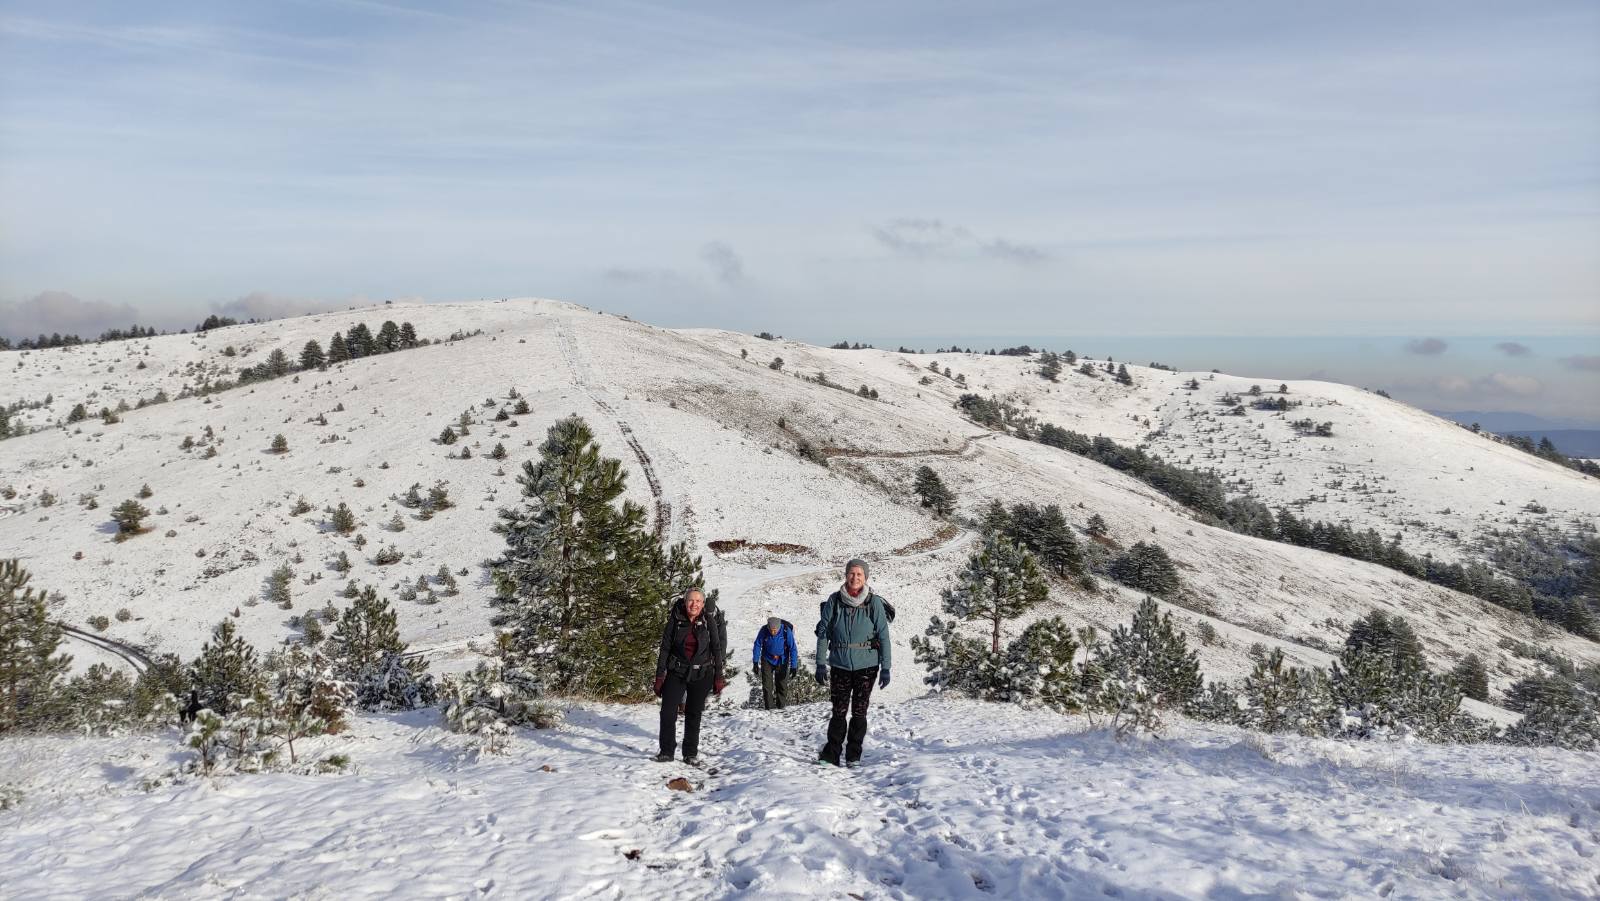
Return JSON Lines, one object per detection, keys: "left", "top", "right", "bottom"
{"left": 1434, "top": 372, "right": 1542, "bottom": 398}
{"left": 871, "top": 219, "right": 1050, "bottom": 265}
{"left": 1493, "top": 341, "right": 1532, "bottom": 357}
{"left": 1404, "top": 337, "right": 1449, "bottom": 356}
{"left": 1561, "top": 355, "right": 1600, "bottom": 372}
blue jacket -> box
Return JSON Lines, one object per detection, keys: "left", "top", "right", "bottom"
{"left": 752, "top": 621, "right": 799, "bottom": 669}
{"left": 815, "top": 590, "right": 892, "bottom": 673}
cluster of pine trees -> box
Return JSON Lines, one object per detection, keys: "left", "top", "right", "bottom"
{"left": 912, "top": 539, "right": 1598, "bottom": 748}
{"left": 0, "top": 557, "right": 434, "bottom": 771}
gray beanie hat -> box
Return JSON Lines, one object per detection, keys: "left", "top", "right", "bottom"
{"left": 767, "top": 616, "right": 781, "bottom": 630}
{"left": 845, "top": 557, "right": 870, "bottom": 579}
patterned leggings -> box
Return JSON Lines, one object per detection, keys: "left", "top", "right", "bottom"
{"left": 821, "top": 666, "right": 878, "bottom": 763}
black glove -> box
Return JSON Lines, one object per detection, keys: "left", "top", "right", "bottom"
{"left": 879, "top": 669, "right": 891, "bottom": 689}
{"left": 788, "top": 666, "right": 798, "bottom": 678}
{"left": 814, "top": 664, "right": 828, "bottom": 686}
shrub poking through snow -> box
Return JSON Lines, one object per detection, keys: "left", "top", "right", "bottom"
{"left": 111, "top": 499, "right": 151, "bottom": 540}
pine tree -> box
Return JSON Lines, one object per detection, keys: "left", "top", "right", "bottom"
{"left": 488, "top": 442, "right": 508, "bottom": 460}
{"left": 1086, "top": 513, "right": 1108, "bottom": 538}
{"left": 998, "top": 617, "right": 1080, "bottom": 710}
{"left": 492, "top": 415, "right": 703, "bottom": 700}
{"left": 266, "top": 348, "right": 292, "bottom": 378}
{"left": 438, "top": 426, "right": 457, "bottom": 445}
{"left": 299, "top": 340, "right": 326, "bottom": 370}
{"left": 329, "top": 502, "right": 357, "bottom": 535}
{"left": 376, "top": 321, "right": 401, "bottom": 353}
{"left": 0, "top": 559, "right": 72, "bottom": 732}
{"left": 111, "top": 499, "right": 151, "bottom": 537}
{"left": 941, "top": 531, "right": 1049, "bottom": 656}
{"left": 398, "top": 322, "right": 418, "bottom": 348}
{"left": 346, "top": 322, "right": 374, "bottom": 358}
{"left": 1451, "top": 654, "right": 1490, "bottom": 702}
{"left": 1109, "top": 542, "right": 1180, "bottom": 596}
{"left": 269, "top": 434, "right": 289, "bottom": 454}
{"left": 1004, "top": 503, "right": 1084, "bottom": 578}
{"left": 266, "top": 564, "right": 294, "bottom": 608}
{"left": 1504, "top": 678, "right": 1600, "bottom": 750}
{"left": 1088, "top": 597, "right": 1204, "bottom": 719}
{"left": 67, "top": 403, "right": 88, "bottom": 423}
{"left": 1239, "top": 647, "right": 1335, "bottom": 736}
{"left": 328, "top": 332, "right": 350, "bottom": 363}
{"left": 912, "top": 465, "right": 955, "bottom": 516}
{"left": 189, "top": 619, "right": 262, "bottom": 715}
{"left": 327, "top": 586, "right": 404, "bottom": 677}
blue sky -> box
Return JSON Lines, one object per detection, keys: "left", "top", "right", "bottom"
{"left": 1, "top": 1, "right": 1596, "bottom": 419}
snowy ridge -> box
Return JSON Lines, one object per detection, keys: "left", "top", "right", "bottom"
{"left": 1, "top": 298, "right": 1597, "bottom": 698}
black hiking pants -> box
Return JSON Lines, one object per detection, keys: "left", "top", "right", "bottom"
{"left": 821, "top": 665, "right": 878, "bottom": 764}
{"left": 760, "top": 660, "right": 789, "bottom": 710}
{"left": 658, "top": 671, "right": 713, "bottom": 759}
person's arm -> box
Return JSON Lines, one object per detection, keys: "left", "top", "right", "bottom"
{"left": 655, "top": 614, "right": 673, "bottom": 677}
{"left": 785, "top": 626, "right": 799, "bottom": 669}
{"left": 752, "top": 629, "right": 763, "bottom": 668}
{"left": 814, "top": 601, "right": 831, "bottom": 669}
{"left": 875, "top": 598, "right": 892, "bottom": 673}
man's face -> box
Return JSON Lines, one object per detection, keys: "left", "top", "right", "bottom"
{"left": 845, "top": 565, "right": 866, "bottom": 592}
{"left": 768, "top": 624, "right": 779, "bottom": 635}
{"left": 686, "top": 593, "right": 704, "bottom": 617}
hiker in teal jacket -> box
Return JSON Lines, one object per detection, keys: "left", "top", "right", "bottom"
{"left": 814, "top": 557, "right": 892, "bottom": 767}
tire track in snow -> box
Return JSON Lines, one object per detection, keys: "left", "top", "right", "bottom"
{"left": 57, "top": 622, "right": 152, "bottom": 675}
{"left": 554, "top": 321, "right": 675, "bottom": 544}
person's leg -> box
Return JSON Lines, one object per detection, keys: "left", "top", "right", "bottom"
{"left": 821, "top": 667, "right": 851, "bottom": 763}
{"left": 845, "top": 666, "right": 879, "bottom": 762}
{"left": 681, "top": 675, "right": 714, "bottom": 759}
{"left": 658, "top": 674, "right": 688, "bottom": 757}
{"left": 774, "top": 664, "right": 789, "bottom": 709}
{"left": 760, "top": 660, "right": 777, "bottom": 710}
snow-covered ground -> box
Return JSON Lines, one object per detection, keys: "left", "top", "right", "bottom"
{"left": 3, "top": 698, "right": 1598, "bottom": 899}
{"left": 5, "top": 298, "right": 1600, "bottom": 898}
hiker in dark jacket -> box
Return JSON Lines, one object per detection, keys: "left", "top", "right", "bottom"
{"left": 814, "top": 558, "right": 892, "bottom": 767}
{"left": 653, "top": 588, "right": 726, "bottom": 765}
{"left": 752, "top": 617, "right": 799, "bottom": 709}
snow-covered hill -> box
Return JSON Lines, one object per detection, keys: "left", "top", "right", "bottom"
{"left": 2, "top": 298, "right": 1598, "bottom": 701}
{"left": 2, "top": 698, "right": 1598, "bottom": 899}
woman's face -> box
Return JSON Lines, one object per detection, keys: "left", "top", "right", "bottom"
{"left": 845, "top": 565, "right": 866, "bottom": 593}
{"left": 685, "top": 592, "right": 705, "bottom": 618}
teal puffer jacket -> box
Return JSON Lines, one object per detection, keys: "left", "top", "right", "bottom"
{"left": 815, "top": 590, "right": 892, "bottom": 673}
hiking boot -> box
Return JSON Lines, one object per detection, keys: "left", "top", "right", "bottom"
{"left": 652, "top": 753, "right": 673, "bottom": 763}
{"left": 684, "top": 755, "right": 703, "bottom": 767}
{"left": 845, "top": 759, "right": 861, "bottom": 769}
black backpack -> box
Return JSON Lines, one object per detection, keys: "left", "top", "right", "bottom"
{"left": 826, "top": 592, "right": 896, "bottom": 649}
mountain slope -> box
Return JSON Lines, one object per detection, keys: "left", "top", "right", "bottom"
{"left": 2, "top": 298, "right": 1596, "bottom": 705}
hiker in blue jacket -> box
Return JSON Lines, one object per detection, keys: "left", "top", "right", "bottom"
{"left": 752, "top": 617, "right": 799, "bottom": 709}
{"left": 814, "top": 558, "right": 892, "bottom": 767}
